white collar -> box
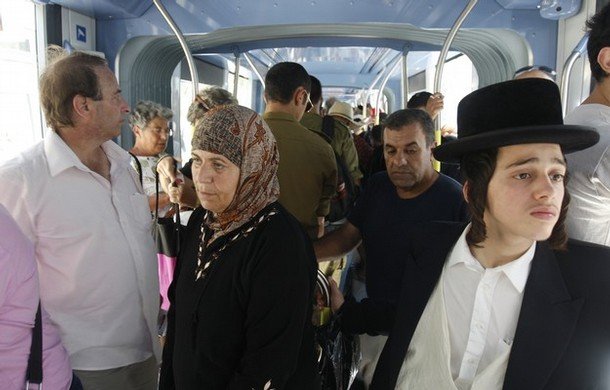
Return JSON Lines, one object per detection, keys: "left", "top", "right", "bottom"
{"left": 447, "top": 224, "right": 535, "bottom": 293}
{"left": 44, "top": 130, "right": 131, "bottom": 177}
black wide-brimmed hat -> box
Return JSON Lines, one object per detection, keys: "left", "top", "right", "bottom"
{"left": 433, "top": 78, "right": 599, "bottom": 163}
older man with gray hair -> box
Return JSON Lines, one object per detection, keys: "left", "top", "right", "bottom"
{"left": 0, "top": 48, "right": 160, "bottom": 389}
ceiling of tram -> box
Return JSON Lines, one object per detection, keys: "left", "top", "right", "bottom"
{"left": 44, "top": 0, "right": 550, "bottom": 29}
{"left": 44, "top": 0, "right": 559, "bottom": 97}
{"left": 45, "top": 0, "right": 558, "bottom": 62}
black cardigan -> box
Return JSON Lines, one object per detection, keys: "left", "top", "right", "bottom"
{"left": 160, "top": 202, "right": 320, "bottom": 389}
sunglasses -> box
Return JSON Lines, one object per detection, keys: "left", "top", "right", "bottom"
{"left": 514, "top": 65, "right": 557, "bottom": 81}
{"left": 305, "top": 92, "right": 314, "bottom": 112}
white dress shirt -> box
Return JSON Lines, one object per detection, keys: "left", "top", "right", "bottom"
{"left": 0, "top": 131, "right": 160, "bottom": 370}
{"left": 443, "top": 225, "right": 535, "bottom": 390}
{"left": 396, "top": 273, "right": 512, "bottom": 390}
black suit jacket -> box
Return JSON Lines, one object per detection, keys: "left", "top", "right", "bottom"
{"left": 371, "top": 222, "right": 610, "bottom": 390}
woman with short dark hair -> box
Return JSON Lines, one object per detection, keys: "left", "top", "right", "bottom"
{"left": 128, "top": 100, "right": 174, "bottom": 215}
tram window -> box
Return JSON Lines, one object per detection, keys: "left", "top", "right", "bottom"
{"left": 227, "top": 72, "right": 253, "bottom": 109}
{"left": 433, "top": 53, "right": 478, "bottom": 133}
{"left": 0, "top": 0, "right": 43, "bottom": 163}
{"left": 407, "top": 52, "right": 478, "bottom": 133}
{"left": 177, "top": 70, "right": 253, "bottom": 164}
{"left": 178, "top": 80, "right": 216, "bottom": 163}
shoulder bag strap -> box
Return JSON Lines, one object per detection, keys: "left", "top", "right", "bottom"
{"left": 26, "top": 301, "right": 43, "bottom": 388}
{"left": 155, "top": 163, "right": 181, "bottom": 254}
{"left": 128, "top": 152, "right": 144, "bottom": 186}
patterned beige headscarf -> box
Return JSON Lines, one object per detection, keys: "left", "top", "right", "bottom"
{"left": 191, "top": 105, "right": 280, "bottom": 239}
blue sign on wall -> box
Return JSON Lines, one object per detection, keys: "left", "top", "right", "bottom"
{"left": 76, "top": 25, "right": 87, "bottom": 43}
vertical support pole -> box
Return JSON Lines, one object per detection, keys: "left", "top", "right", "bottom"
{"left": 233, "top": 52, "right": 241, "bottom": 99}
{"left": 401, "top": 51, "right": 409, "bottom": 108}
{"left": 375, "top": 55, "right": 403, "bottom": 125}
{"left": 432, "top": 0, "right": 479, "bottom": 171}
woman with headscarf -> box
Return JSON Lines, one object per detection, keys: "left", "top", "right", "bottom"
{"left": 159, "top": 105, "right": 320, "bottom": 390}
{"left": 157, "top": 87, "right": 238, "bottom": 211}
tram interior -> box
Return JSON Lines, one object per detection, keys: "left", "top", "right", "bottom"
{"left": 0, "top": 0, "right": 595, "bottom": 163}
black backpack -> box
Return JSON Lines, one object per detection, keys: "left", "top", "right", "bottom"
{"left": 321, "top": 116, "right": 356, "bottom": 222}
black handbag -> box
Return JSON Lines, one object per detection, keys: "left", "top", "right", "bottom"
{"left": 313, "top": 271, "right": 361, "bottom": 390}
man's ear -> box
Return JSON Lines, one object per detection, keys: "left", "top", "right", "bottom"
{"left": 597, "top": 47, "right": 610, "bottom": 75}
{"left": 72, "top": 94, "right": 89, "bottom": 119}
{"left": 462, "top": 180, "right": 470, "bottom": 203}
{"left": 428, "top": 140, "right": 437, "bottom": 162}
{"left": 293, "top": 87, "right": 304, "bottom": 106}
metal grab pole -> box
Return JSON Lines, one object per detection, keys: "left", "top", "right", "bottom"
{"left": 233, "top": 52, "right": 241, "bottom": 98}
{"left": 433, "top": 0, "right": 479, "bottom": 171}
{"left": 152, "top": 0, "right": 200, "bottom": 95}
{"left": 561, "top": 34, "right": 588, "bottom": 117}
{"left": 365, "top": 68, "right": 389, "bottom": 122}
{"left": 243, "top": 53, "right": 266, "bottom": 89}
{"left": 401, "top": 52, "right": 409, "bottom": 108}
{"left": 376, "top": 55, "right": 403, "bottom": 125}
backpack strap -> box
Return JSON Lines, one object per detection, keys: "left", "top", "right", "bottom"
{"left": 26, "top": 301, "right": 43, "bottom": 387}
{"left": 322, "top": 115, "right": 335, "bottom": 142}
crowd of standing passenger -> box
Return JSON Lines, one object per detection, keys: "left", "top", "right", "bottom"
{"left": 0, "top": 4, "right": 609, "bottom": 390}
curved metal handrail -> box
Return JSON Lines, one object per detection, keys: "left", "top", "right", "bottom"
{"left": 152, "top": 0, "right": 199, "bottom": 95}
{"left": 561, "top": 34, "right": 588, "bottom": 116}
{"left": 376, "top": 54, "right": 403, "bottom": 124}
{"left": 117, "top": 22, "right": 530, "bottom": 128}
{"left": 433, "top": 0, "right": 479, "bottom": 171}
{"left": 243, "top": 52, "right": 266, "bottom": 89}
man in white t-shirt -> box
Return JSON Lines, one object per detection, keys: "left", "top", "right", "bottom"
{"left": 563, "top": 4, "right": 610, "bottom": 247}
{"left": 0, "top": 48, "right": 160, "bottom": 389}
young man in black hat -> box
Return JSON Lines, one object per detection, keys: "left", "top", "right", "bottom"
{"left": 329, "top": 78, "right": 610, "bottom": 389}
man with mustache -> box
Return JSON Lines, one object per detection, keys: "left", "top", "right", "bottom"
{"left": 314, "top": 108, "right": 468, "bottom": 387}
